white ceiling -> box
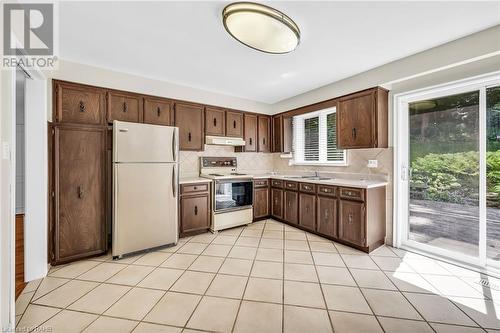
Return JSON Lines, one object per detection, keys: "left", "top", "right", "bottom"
{"left": 59, "top": 1, "right": 500, "bottom": 104}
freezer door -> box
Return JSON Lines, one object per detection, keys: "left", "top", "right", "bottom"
{"left": 113, "top": 162, "right": 178, "bottom": 257}
{"left": 113, "top": 121, "right": 178, "bottom": 163}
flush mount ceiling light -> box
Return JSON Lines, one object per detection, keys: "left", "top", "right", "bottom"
{"left": 222, "top": 2, "right": 300, "bottom": 54}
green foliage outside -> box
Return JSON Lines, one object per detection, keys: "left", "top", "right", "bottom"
{"left": 410, "top": 150, "right": 500, "bottom": 207}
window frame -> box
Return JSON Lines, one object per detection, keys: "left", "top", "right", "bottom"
{"left": 292, "top": 107, "right": 347, "bottom": 166}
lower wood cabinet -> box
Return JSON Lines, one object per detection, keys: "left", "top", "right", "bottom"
{"left": 180, "top": 182, "right": 211, "bottom": 236}
{"left": 284, "top": 190, "right": 298, "bottom": 225}
{"left": 254, "top": 179, "right": 269, "bottom": 219}
{"left": 271, "top": 188, "right": 283, "bottom": 220}
{"left": 338, "top": 199, "right": 365, "bottom": 247}
{"left": 299, "top": 193, "right": 316, "bottom": 231}
{"left": 317, "top": 196, "right": 337, "bottom": 238}
{"left": 50, "top": 124, "right": 107, "bottom": 265}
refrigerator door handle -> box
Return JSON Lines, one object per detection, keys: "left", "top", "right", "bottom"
{"left": 172, "top": 128, "right": 178, "bottom": 162}
{"left": 172, "top": 165, "right": 177, "bottom": 198}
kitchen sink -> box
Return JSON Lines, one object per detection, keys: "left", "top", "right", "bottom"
{"left": 300, "top": 176, "right": 333, "bottom": 181}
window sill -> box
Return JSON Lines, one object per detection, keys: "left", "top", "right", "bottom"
{"left": 290, "top": 161, "right": 348, "bottom": 167}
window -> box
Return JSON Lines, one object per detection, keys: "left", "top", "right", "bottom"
{"left": 292, "top": 107, "right": 346, "bottom": 165}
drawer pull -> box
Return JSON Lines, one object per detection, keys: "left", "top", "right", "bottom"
{"left": 249, "top": 138, "right": 252, "bottom": 145}
{"left": 233, "top": 120, "right": 236, "bottom": 128}
{"left": 213, "top": 118, "right": 217, "bottom": 127}
{"left": 79, "top": 101, "right": 85, "bottom": 112}
{"left": 323, "top": 188, "right": 329, "bottom": 192}
{"left": 123, "top": 102, "right": 127, "bottom": 113}
{"left": 188, "top": 132, "right": 192, "bottom": 141}
{"left": 194, "top": 186, "right": 197, "bottom": 190}
{"left": 157, "top": 106, "right": 161, "bottom": 117}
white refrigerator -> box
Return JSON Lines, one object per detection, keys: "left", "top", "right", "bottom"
{"left": 112, "top": 121, "right": 179, "bottom": 258}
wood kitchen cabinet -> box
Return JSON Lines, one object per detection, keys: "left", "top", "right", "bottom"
{"left": 53, "top": 81, "right": 106, "bottom": 125}
{"left": 284, "top": 188, "right": 298, "bottom": 225}
{"left": 205, "top": 106, "right": 225, "bottom": 136}
{"left": 253, "top": 179, "right": 269, "bottom": 220}
{"left": 180, "top": 182, "right": 211, "bottom": 236}
{"left": 226, "top": 110, "right": 243, "bottom": 138}
{"left": 50, "top": 124, "right": 107, "bottom": 265}
{"left": 174, "top": 102, "right": 204, "bottom": 151}
{"left": 299, "top": 192, "right": 316, "bottom": 231}
{"left": 337, "top": 87, "right": 388, "bottom": 149}
{"left": 271, "top": 187, "right": 283, "bottom": 220}
{"left": 143, "top": 97, "right": 173, "bottom": 126}
{"left": 243, "top": 114, "right": 257, "bottom": 152}
{"left": 258, "top": 116, "right": 271, "bottom": 152}
{"left": 338, "top": 199, "right": 365, "bottom": 247}
{"left": 107, "top": 91, "right": 143, "bottom": 123}
{"left": 317, "top": 195, "right": 337, "bottom": 238}
{"left": 272, "top": 115, "right": 282, "bottom": 153}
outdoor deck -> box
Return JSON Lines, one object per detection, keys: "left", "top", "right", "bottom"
{"left": 409, "top": 199, "right": 500, "bottom": 260}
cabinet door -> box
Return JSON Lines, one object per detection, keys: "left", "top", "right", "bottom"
{"left": 299, "top": 193, "right": 316, "bottom": 231}
{"left": 180, "top": 194, "right": 210, "bottom": 234}
{"left": 258, "top": 116, "right": 271, "bottom": 152}
{"left": 55, "top": 81, "right": 105, "bottom": 125}
{"left": 143, "top": 97, "right": 172, "bottom": 126}
{"left": 53, "top": 125, "right": 106, "bottom": 264}
{"left": 271, "top": 188, "right": 283, "bottom": 219}
{"left": 226, "top": 110, "right": 243, "bottom": 138}
{"left": 107, "top": 91, "right": 142, "bottom": 123}
{"left": 338, "top": 91, "right": 374, "bottom": 149}
{"left": 254, "top": 187, "right": 269, "bottom": 219}
{"left": 205, "top": 107, "right": 225, "bottom": 136}
{"left": 244, "top": 114, "right": 257, "bottom": 152}
{"left": 317, "top": 196, "right": 337, "bottom": 238}
{"left": 272, "top": 115, "right": 282, "bottom": 153}
{"left": 284, "top": 190, "right": 298, "bottom": 225}
{"left": 338, "top": 200, "right": 365, "bottom": 247}
{"left": 174, "top": 102, "right": 204, "bottom": 151}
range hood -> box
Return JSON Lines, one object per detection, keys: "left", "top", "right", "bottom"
{"left": 205, "top": 135, "right": 245, "bottom": 146}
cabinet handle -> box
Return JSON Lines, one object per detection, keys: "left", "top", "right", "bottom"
{"left": 123, "top": 102, "right": 127, "bottom": 113}
{"left": 188, "top": 132, "right": 192, "bottom": 141}
{"left": 352, "top": 127, "right": 356, "bottom": 139}
{"left": 263, "top": 138, "right": 266, "bottom": 145}
{"left": 157, "top": 106, "right": 161, "bottom": 117}
{"left": 194, "top": 205, "right": 198, "bottom": 215}
{"left": 77, "top": 186, "right": 84, "bottom": 199}
{"left": 213, "top": 118, "right": 217, "bottom": 127}
{"left": 249, "top": 138, "right": 252, "bottom": 145}
{"left": 348, "top": 212, "right": 353, "bottom": 224}
{"left": 233, "top": 120, "right": 236, "bottom": 129}
{"left": 79, "top": 101, "right": 85, "bottom": 112}
{"left": 288, "top": 200, "right": 291, "bottom": 207}
{"left": 325, "top": 209, "right": 328, "bottom": 220}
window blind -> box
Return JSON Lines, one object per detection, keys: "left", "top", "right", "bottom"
{"left": 292, "top": 107, "right": 346, "bottom": 165}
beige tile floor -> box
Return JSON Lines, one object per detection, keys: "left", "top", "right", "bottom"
{"left": 15, "top": 219, "right": 500, "bottom": 333}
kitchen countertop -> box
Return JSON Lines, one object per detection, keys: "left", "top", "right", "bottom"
{"left": 179, "top": 177, "right": 211, "bottom": 185}
{"left": 251, "top": 174, "right": 387, "bottom": 189}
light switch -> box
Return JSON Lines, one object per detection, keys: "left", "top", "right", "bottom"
{"left": 367, "top": 159, "right": 378, "bottom": 168}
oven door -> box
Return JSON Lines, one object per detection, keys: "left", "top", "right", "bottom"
{"left": 214, "top": 179, "right": 253, "bottom": 213}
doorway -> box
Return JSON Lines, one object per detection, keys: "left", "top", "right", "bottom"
{"left": 395, "top": 73, "right": 500, "bottom": 272}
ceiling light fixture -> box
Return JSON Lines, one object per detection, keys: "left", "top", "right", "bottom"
{"left": 222, "top": 2, "right": 300, "bottom": 54}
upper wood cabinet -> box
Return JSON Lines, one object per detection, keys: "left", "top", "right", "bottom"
{"left": 107, "top": 91, "right": 143, "bottom": 123}
{"left": 143, "top": 97, "right": 173, "bottom": 126}
{"left": 174, "top": 102, "right": 204, "bottom": 151}
{"left": 337, "top": 87, "right": 388, "bottom": 149}
{"left": 272, "top": 115, "right": 283, "bottom": 153}
{"left": 258, "top": 116, "right": 271, "bottom": 152}
{"left": 205, "top": 106, "right": 225, "bottom": 136}
{"left": 243, "top": 114, "right": 257, "bottom": 152}
{"left": 226, "top": 110, "right": 243, "bottom": 138}
{"left": 54, "top": 81, "right": 105, "bottom": 125}
{"left": 50, "top": 124, "right": 107, "bottom": 264}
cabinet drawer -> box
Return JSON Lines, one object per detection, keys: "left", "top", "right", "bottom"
{"left": 299, "top": 183, "right": 315, "bottom": 193}
{"left": 271, "top": 179, "right": 283, "bottom": 188}
{"left": 284, "top": 181, "right": 298, "bottom": 191}
{"left": 107, "top": 91, "right": 142, "bottom": 123}
{"left": 339, "top": 187, "right": 365, "bottom": 201}
{"left": 317, "top": 185, "right": 336, "bottom": 197}
{"left": 181, "top": 183, "right": 209, "bottom": 194}
{"left": 55, "top": 82, "right": 105, "bottom": 125}
{"left": 254, "top": 179, "right": 269, "bottom": 188}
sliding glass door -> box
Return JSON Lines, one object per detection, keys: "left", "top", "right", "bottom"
{"left": 396, "top": 74, "right": 500, "bottom": 271}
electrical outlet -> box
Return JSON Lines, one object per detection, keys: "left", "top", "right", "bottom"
{"left": 367, "top": 159, "right": 378, "bottom": 168}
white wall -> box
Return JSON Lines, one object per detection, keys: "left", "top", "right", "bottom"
{"left": 24, "top": 79, "right": 48, "bottom": 281}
